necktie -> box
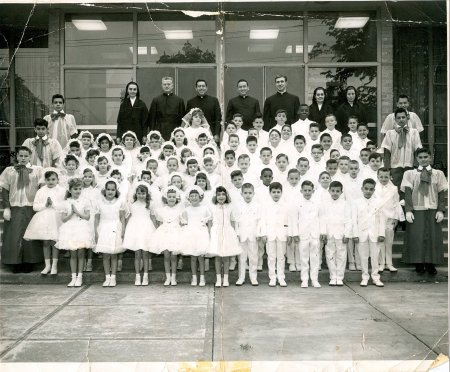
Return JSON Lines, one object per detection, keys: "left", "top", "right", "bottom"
{"left": 51, "top": 112, "right": 66, "bottom": 121}
{"left": 35, "top": 138, "right": 44, "bottom": 161}
{"left": 418, "top": 168, "right": 432, "bottom": 196}
{"left": 14, "top": 165, "right": 31, "bottom": 189}
{"left": 395, "top": 125, "right": 409, "bottom": 149}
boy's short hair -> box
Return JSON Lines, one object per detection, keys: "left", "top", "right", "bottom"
{"left": 52, "top": 94, "right": 65, "bottom": 103}
{"left": 368, "top": 152, "right": 382, "bottom": 161}
{"left": 349, "top": 160, "right": 359, "bottom": 167}
{"left": 394, "top": 107, "right": 408, "bottom": 117}
{"left": 338, "top": 156, "right": 350, "bottom": 163}
{"left": 197, "top": 132, "right": 208, "bottom": 139}
{"left": 203, "top": 157, "right": 214, "bottom": 164}
{"left": 260, "top": 167, "right": 273, "bottom": 176}
{"left": 325, "top": 113, "right": 336, "bottom": 121}
{"left": 259, "top": 146, "right": 272, "bottom": 155}
{"left": 253, "top": 113, "right": 263, "bottom": 121}
{"left": 17, "top": 145, "right": 32, "bottom": 154}
{"left": 224, "top": 149, "right": 236, "bottom": 158}
{"left": 246, "top": 135, "right": 258, "bottom": 144}
{"left": 398, "top": 94, "right": 409, "bottom": 101}
{"left": 225, "top": 122, "right": 237, "bottom": 130}
{"left": 415, "top": 147, "right": 431, "bottom": 157}
{"left": 86, "top": 148, "right": 100, "bottom": 158}
{"left": 319, "top": 171, "right": 330, "bottom": 179}
{"left": 44, "top": 170, "right": 59, "bottom": 179}
{"left": 275, "top": 109, "right": 287, "bottom": 116}
{"left": 301, "top": 180, "right": 314, "bottom": 189}
{"left": 299, "top": 103, "right": 309, "bottom": 109}
{"left": 294, "top": 134, "right": 306, "bottom": 143}
{"left": 233, "top": 113, "right": 243, "bottom": 119}
{"left": 34, "top": 118, "right": 48, "bottom": 128}
{"left": 311, "top": 144, "right": 323, "bottom": 152}
{"left": 269, "top": 182, "right": 283, "bottom": 192}
{"left": 326, "top": 159, "right": 338, "bottom": 167}
{"left": 357, "top": 123, "right": 368, "bottom": 130}
{"left": 362, "top": 178, "right": 376, "bottom": 187}
{"left": 288, "top": 168, "right": 300, "bottom": 176}
{"left": 269, "top": 129, "right": 281, "bottom": 137}
{"left": 69, "top": 140, "right": 80, "bottom": 148}
{"left": 276, "top": 153, "right": 288, "bottom": 161}
{"left": 360, "top": 147, "right": 371, "bottom": 155}
{"left": 377, "top": 167, "right": 390, "bottom": 175}
{"left": 330, "top": 149, "right": 340, "bottom": 156}
{"left": 230, "top": 170, "right": 243, "bottom": 179}
{"left": 297, "top": 157, "right": 309, "bottom": 164}
{"left": 309, "top": 122, "right": 320, "bottom": 130}
{"left": 228, "top": 133, "right": 239, "bottom": 141}
{"left": 329, "top": 180, "right": 343, "bottom": 190}
{"left": 241, "top": 182, "right": 254, "bottom": 191}
{"left": 347, "top": 115, "right": 359, "bottom": 123}
{"left": 237, "top": 154, "right": 250, "bottom": 162}
{"left": 320, "top": 133, "right": 332, "bottom": 141}
{"left": 281, "top": 124, "right": 291, "bottom": 131}
{"left": 340, "top": 133, "right": 352, "bottom": 141}
{"left": 367, "top": 141, "right": 376, "bottom": 147}
{"left": 140, "top": 146, "right": 150, "bottom": 153}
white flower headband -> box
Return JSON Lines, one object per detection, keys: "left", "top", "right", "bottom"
{"left": 185, "top": 185, "right": 204, "bottom": 199}
{"left": 78, "top": 131, "right": 94, "bottom": 142}
{"left": 96, "top": 132, "right": 114, "bottom": 145}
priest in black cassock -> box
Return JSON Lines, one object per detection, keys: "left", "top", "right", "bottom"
{"left": 263, "top": 75, "right": 300, "bottom": 131}
{"left": 185, "top": 79, "right": 222, "bottom": 143}
{"left": 226, "top": 79, "right": 261, "bottom": 131}
{"left": 147, "top": 77, "right": 185, "bottom": 141}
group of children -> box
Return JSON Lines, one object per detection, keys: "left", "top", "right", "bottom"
{"left": 1, "top": 93, "right": 446, "bottom": 289}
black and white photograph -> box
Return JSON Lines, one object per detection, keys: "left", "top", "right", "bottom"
{"left": 0, "top": 0, "right": 448, "bottom": 370}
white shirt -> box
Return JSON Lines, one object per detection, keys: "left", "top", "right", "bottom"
{"left": 291, "top": 197, "right": 321, "bottom": 239}
{"left": 351, "top": 196, "right": 385, "bottom": 242}
{"left": 319, "top": 197, "right": 352, "bottom": 239}
{"left": 381, "top": 111, "right": 424, "bottom": 134}
{"left": 321, "top": 128, "right": 342, "bottom": 149}
{"left": 291, "top": 118, "right": 313, "bottom": 138}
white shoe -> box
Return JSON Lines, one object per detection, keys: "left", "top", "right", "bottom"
{"left": 348, "top": 263, "right": 356, "bottom": 271}
{"left": 102, "top": 276, "right": 111, "bottom": 287}
{"left": 50, "top": 266, "right": 58, "bottom": 275}
{"left": 67, "top": 277, "right": 76, "bottom": 287}
{"left": 164, "top": 277, "right": 171, "bottom": 286}
{"left": 257, "top": 266, "right": 263, "bottom": 271}
{"left": 142, "top": 275, "right": 149, "bottom": 286}
{"left": 279, "top": 279, "right": 287, "bottom": 287}
{"left": 301, "top": 281, "right": 308, "bottom": 288}
{"left": 235, "top": 278, "right": 244, "bottom": 286}
{"left": 289, "top": 264, "right": 296, "bottom": 272}
{"left": 215, "top": 275, "right": 222, "bottom": 287}
{"left": 41, "top": 266, "right": 51, "bottom": 275}
{"left": 329, "top": 279, "right": 337, "bottom": 286}
{"left": 312, "top": 281, "right": 321, "bottom": 288}
{"left": 296, "top": 265, "right": 301, "bottom": 272}
{"left": 117, "top": 260, "right": 122, "bottom": 272}
{"left": 135, "top": 275, "right": 141, "bottom": 286}
{"left": 222, "top": 276, "right": 229, "bottom": 287}
{"left": 191, "top": 275, "right": 197, "bottom": 286}
{"left": 336, "top": 279, "right": 344, "bottom": 286}
{"left": 109, "top": 276, "right": 117, "bottom": 287}
{"left": 170, "top": 276, "right": 177, "bottom": 286}
{"left": 360, "top": 279, "right": 369, "bottom": 287}
{"left": 387, "top": 265, "right": 398, "bottom": 272}
{"left": 373, "top": 279, "right": 384, "bottom": 287}
{"left": 269, "top": 278, "right": 276, "bottom": 287}
{"left": 250, "top": 279, "right": 259, "bottom": 286}
{"left": 74, "top": 275, "right": 82, "bottom": 287}
{"left": 199, "top": 276, "right": 206, "bottom": 287}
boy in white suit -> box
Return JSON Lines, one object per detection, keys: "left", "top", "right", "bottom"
{"left": 260, "top": 182, "right": 290, "bottom": 287}
{"left": 319, "top": 180, "right": 352, "bottom": 286}
{"left": 352, "top": 178, "right": 385, "bottom": 287}
{"left": 234, "top": 183, "right": 261, "bottom": 286}
{"left": 291, "top": 180, "right": 321, "bottom": 288}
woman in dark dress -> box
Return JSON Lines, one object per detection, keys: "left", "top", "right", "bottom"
{"left": 117, "top": 81, "right": 149, "bottom": 143}
{"left": 308, "top": 87, "right": 335, "bottom": 131}
{"left": 335, "top": 85, "right": 368, "bottom": 134}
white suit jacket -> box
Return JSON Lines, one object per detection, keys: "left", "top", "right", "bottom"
{"left": 259, "top": 199, "right": 291, "bottom": 241}
{"left": 234, "top": 199, "right": 261, "bottom": 242}
{"left": 351, "top": 197, "right": 385, "bottom": 242}
{"left": 319, "top": 197, "right": 352, "bottom": 239}
{"left": 290, "top": 197, "right": 321, "bottom": 239}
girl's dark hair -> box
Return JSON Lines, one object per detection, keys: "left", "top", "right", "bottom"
{"left": 124, "top": 81, "right": 140, "bottom": 99}
{"left": 44, "top": 170, "right": 59, "bottom": 180}
{"left": 134, "top": 185, "right": 151, "bottom": 208}
{"left": 140, "top": 170, "right": 152, "bottom": 180}
{"left": 64, "top": 154, "right": 79, "bottom": 167}
{"left": 195, "top": 172, "right": 211, "bottom": 191}
{"left": 180, "top": 148, "right": 192, "bottom": 164}
{"left": 110, "top": 169, "right": 122, "bottom": 179}
{"left": 95, "top": 156, "right": 111, "bottom": 172}
{"left": 65, "top": 177, "right": 83, "bottom": 199}
{"left": 212, "top": 186, "right": 231, "bottom": 204}
{"left": 101, "top": 180, "right": 120, "bottom": 198}
{"left": 82, "top": 167, "right": 96, "bottom": 186}
{"left": 68, "top": 140, "right": 80, "bottom": 149}
{"left": 345, "top": 85, "right": 358, "bottom": 103}
{"left": 158, "top": 144, "right": 175, "bottom": 160}
{"left": 86, "top": 148, "right": 100, "bottom": 160}
{"left": 98, "top": 135, "right": 113, "bottom": 148}
{"left": 171, "top": 129, "right": 188, "bottom": 146}
{"left": 186, "top": 158, "right": 199, "bottom": 175}
{"left": 312, "top": 87, "right": 326, "bottom": 104}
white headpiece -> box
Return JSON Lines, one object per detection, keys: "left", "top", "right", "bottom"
{"left": 96, "top": 132, "right": 113, "bottom": 146}
{"left": 103, "top": 177, "right": 119, "bottom": 190}
{"left": 147, "top": 130, "right": 163, "bottom": 143}
{"left": 163, "top": 185, "right": 180, "bottom": 199}
{"left": 78, "top": 131, "right": 94, "bottom": 142}
{"left": 185, "top": 185, "right": 204, "bottom": 199}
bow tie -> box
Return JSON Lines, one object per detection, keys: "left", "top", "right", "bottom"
{"left": 395, "top": 125, "right": 409, "bottom": 149}
{"left": 14, "top": 164, "right": 32, "bottom": 189}
{"left": 417, "top": 167, "right": 432, "bottom": 196}
{"left": 32, "top": 137, "right": 48, "bottom": 161}
{"left": 51, "top": 112, "right": 66, "bottom": 120}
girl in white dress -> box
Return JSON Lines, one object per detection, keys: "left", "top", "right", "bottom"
{"left": 57, "top": 178, "right": 93, "bottom": 287}
{"left": 59, "top": 154, "right": 80, "bottom": 189}
{"left": 150, "top": 186, "right": 185, "bottom": 286}
{"left": 123, "top": 182, "right": 156, "bottom": 286}
{"left": 184, "top": 157, "right": 200, "bottom": 190}
{"left": 181, "top": 186, "right": 212, "bottom": 287}
{"left": 94, "top": 179, "right": 126, "bottom": 287}
{"left": 78, "top": 130, "right": 95, "bottom": 159}
{"left": 95, "top": 156, "right": 111, "bottom": 191}
{"left": 24, "top": 170, "right": 66, "bottom": 275}
{"left": 210, "top": 186, "right": 241, "bottom": 287}
{"left": 171, "top": 127, "right": 189, "bottom": 154}
{"left": 96, "top": 133, "right": 114, "bottom": 163}
{"left": 146, "top": 130, "right": 162, "bottom": 159}
{"left": 120, "top": 130, "right": 140, "bottom": 172}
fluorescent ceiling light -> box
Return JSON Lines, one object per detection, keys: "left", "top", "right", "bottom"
{"left": 249, "top": 29, "right": 279, "bottom": 39}
{"left": 72, "top": 19, "right": 107, "bottom": 31}
{"left": 164, "top": 30, "right": 193, "bottom": 39}
{"left": 335, "top": 17, "right": 369, "bottom": 29}
{"left": 285, "top": 45, "right": 314, "bottom": 54}
{"left": 129, "top": 46, "right": 148, "bottom": 55}
{"left": 248, "top": 44, "right": 273, "bottom": 53}
{"left": 150, "top": 47, "right": 158, "bottom": 55}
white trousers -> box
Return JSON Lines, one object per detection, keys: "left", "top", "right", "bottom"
{"left": 358, "top": 240, "right": 381, "bottom": 281}
{"left": 325, "top": 238, "right": 347, "bottom": 280}
{"left": 379, "top": 218, "right": 396, "bottom": 267}
{"left": 267, "top": 240, "right": 286, "bottom": 281}
{"left": 346, "top": 239, "right": 361, "bottom": 267}
{"left": 239, "top": 240, "right": 258, "bottom": 281}
{"left": 286, "top": 240, "right": 301, "bottom": 267}
{"left": 299, "top": 238, "right": 320, "bottom": 283}
{"left": 257, "top": 240, "right": 265, "bottom": 268}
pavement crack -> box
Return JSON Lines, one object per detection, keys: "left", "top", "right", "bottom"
{"left": 0, "top": 284, "right": 91, "bottom": 359}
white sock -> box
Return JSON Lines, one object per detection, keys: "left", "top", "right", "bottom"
{"left": 71, "top": 273, "right": 76, "bottom": 279}
{"left": 166, "top": 273, "right": 170, "bottom": 280}
{"left": 143, "top": 273, "right": 148, "bottom": 277}
{"left": 44, "top": 259, "right": 51, "bottom": 268}
{"left": 77, "top": 273, "right": 83, "bottom": 278}
{"left": 51, "top": 259, "right": 58, "bottom": 268}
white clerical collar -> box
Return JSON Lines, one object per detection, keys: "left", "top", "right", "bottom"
{"left": 35, "top": 135, "right": 48, "bottom": 140}
{"left": 53, "top": 110, "right": 65, "bottom": 114}
{"left": 418, "top": 165, "right": 432, "bottom": 171}
{"left": 130, "top": 97, "right": 136, "bottom": 106}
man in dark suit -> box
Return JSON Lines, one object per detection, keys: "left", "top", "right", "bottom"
{"left": 263, "top": 75, "right": 300, "bottom": 131}
{"left": 226, "top": 79, "right": 261, "bottom": 131}
{"left": 186, "top": 79, "right": 222, "bottom": 143}
{"left": 147, "top": 77, "right": 185, "bottom": 141}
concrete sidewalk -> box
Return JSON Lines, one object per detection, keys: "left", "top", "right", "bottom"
{"left": 0, "top": 282, "right": 447, "bottom": 365}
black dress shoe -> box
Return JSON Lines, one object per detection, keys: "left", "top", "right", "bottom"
{"left": 415, "top": 264, "right": 426, "bottom": 274}
{"left": 425, "top": 264, "right": 437, "bottom": 275}
{"left": 21, "top": 263, "right": 33, "bottom": 273}
{"left": 12, "top": 264, "right": 22, "bottom": 274}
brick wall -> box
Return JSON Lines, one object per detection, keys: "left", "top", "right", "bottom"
{"left": 380, "top": 7, "right": 394, "bottom": 126}
{"left": 48, "top": 9, "right": 61, "bottom": 99}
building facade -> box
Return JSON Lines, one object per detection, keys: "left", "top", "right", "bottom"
{"left": 0, "top": 1, "right": 446, "bottom": 170}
